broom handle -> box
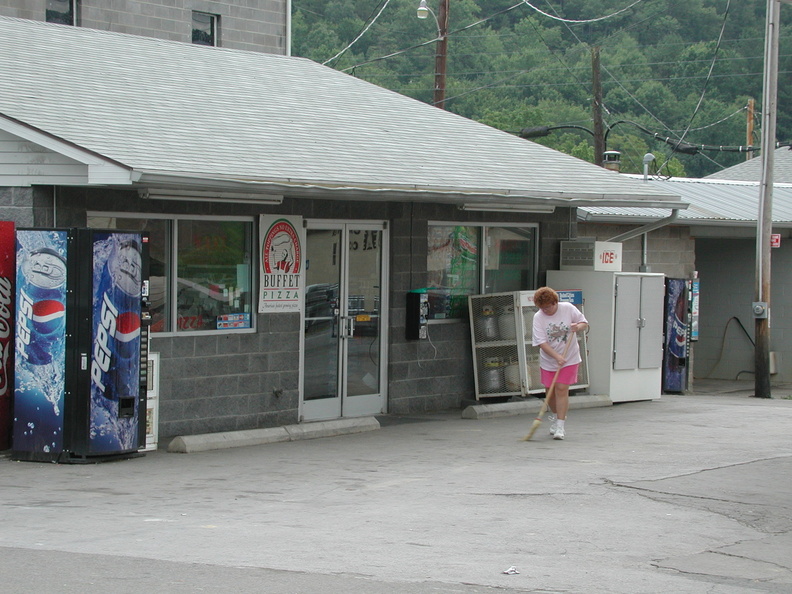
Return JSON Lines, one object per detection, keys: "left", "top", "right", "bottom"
{"left": 541, "top": 331, "right": 575, "bottom": 413}
{"left": 522, "top": 329, "right": 577, "bottom": 441}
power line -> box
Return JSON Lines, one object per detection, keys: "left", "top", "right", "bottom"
{"left": 338, "top": 2, "right": 527, "bottom": 73}
{"left": 658, "top": 0, "right": 732, "bottom": 171}
{"left": 531, "top": 0, "right": 681, "bottom": 140}
{"left": 358, "top": 52, "right": 783, "bottom": 79}
{"left": 520, "top": 0, "right": 645, "bottom": 24}
{"left": 323, "top": 0, "right": 393, "bottom": 67}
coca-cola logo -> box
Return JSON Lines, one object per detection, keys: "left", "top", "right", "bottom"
{"left": 0, "top": 276, "right": 12, "bottom": 396}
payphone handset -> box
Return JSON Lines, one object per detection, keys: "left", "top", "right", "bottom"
{"left": 406, "top": 290, "right": 429, "bottom": 340}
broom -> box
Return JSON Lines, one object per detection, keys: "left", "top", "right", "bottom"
{"left": 521, "top": 332, "right": 573, "bottom": 441}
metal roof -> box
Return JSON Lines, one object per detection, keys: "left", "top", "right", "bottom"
{"left": 579, "top": 175, "right": 792, "bottom": 227}
{"left": 0, "top": 16, "right": 681, "bottom": 208}
{"left": 705, "top": 147, "right": 792, "bottom": 183}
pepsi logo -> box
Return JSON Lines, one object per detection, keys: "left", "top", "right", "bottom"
{"left": 31, "top": 299, "right": 66, "bottom": 326}
{"left": 115, "top": 311, "right": 141, "bottom": 343}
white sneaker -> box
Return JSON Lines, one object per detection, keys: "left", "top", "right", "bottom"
{"left": 553, "top": 427, "right": 565, "bottom": 440}
{"left": 547, "top": 413, "right": 557, "bottom": 435}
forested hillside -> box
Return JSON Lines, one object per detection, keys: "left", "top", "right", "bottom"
{"left": 291, "top": 0, "right": 792, "bottom": 177}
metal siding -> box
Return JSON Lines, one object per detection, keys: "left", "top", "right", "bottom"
{"left": 0, "top": 129, "right": 89, "bottom": 184}
{"left": 706, "top": 147, "right": 792, "bottom": 184}
{"left": 581, "top": 177, "right": 792, "bottom": 226}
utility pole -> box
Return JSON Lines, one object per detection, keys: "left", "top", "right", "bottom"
{"left": 434, "top": 0, "right": 449, "bottom": 109}
{"left": 591, "top": 46, "right": 605, "bottom": 167}
{"left": 746, "top": 98, "right": 756, "bottom": 161}
{"left": 755, "top": 0, "right": 785, "bottom": 399}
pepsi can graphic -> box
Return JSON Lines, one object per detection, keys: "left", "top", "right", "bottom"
{"left": 18, "top": 247, "right": 67, "bottom": 365}
{"left": 13, "top": 230, "right": 69, "bottom": 457}
{"left": 89, "top": 232, "right": 142, "bottom": 453}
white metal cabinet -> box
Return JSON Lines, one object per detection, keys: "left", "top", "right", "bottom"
{"left": 468, "top": 291, "right": 589, "bottom": 400}
{"left": 548, "top": 270, "right": 664, "bottom": 402}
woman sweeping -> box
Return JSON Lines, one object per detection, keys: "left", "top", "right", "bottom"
{"left": 531, "top": 287, "right": 589, "bottom": 440}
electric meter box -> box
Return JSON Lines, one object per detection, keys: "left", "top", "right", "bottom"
{"left": 560, "top": 241, "right": 622, "bottom": 271}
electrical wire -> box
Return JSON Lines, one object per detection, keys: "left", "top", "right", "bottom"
{"left": 323, "top": 0, "right": 392, "bottom": 66}
{"left": 703, "top": 316, "right": 755, "bottom": 379}
{"left": 520, "top": 0, "right": 645, "bottom": 24}
{"left": 339, "top": 2, "right": 527, "bottom": 73}
{"left": 533, "top": 0, "right": 684, "bottom": 147}
{"left": 667, "top": 105, "right": 748, "bottom": 133}
{"left": 657, "top": 0, "right": 731, "bottom": 172}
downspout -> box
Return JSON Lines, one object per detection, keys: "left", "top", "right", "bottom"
{"left": 606, "top": 208, "right": 679, "bottom": 244}
{"left": 605, "top": 153, "right": 679, "bottom": 270}
{"left": 286, "top": 0, "right": 292, "bottom": 56}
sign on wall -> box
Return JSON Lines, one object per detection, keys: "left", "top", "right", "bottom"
{"left": 259, "top": 216, "right": 304, "bottom": 313}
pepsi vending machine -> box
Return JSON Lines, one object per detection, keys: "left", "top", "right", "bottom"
{"left": 13, "top": 228, "right": 150, "bottom": 462}
{"left": 662, "top": 278, "right": 689, "bottom": 393}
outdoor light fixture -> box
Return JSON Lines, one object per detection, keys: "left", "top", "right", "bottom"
{"left": 139, "top": 188, "right": 283, "bottom": 205}
{"left": 417, "top": 0, "right": 430, "bottom": 19}
{"left": 460, "top": 203, "right": 556, "bottom": 214}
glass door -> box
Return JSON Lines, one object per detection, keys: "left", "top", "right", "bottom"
{"left": 301, "top": 222, "right": 387, "bottom": 421}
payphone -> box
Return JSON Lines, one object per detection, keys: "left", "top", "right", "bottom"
{"left": 406, "top": 290, "right": 429, "bottom": 340}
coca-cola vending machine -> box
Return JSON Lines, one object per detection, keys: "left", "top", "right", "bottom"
{"left": 663, "top": 278, "right": 689, "bottom": 393}
{"left": 12, "top": 228, "right": 150, "bottom": 462}
{"left": 0, "top": 221, "right": 14, "bottom": 450}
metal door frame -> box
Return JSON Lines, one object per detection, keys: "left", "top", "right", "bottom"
{"left": 300, "top": 220, "right": 389, "bottom": 422}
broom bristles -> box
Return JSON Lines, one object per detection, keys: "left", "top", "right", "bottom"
{"left": 521, "top": 417, "right": 543, "bottom": 441}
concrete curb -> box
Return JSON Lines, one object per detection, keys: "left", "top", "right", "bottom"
{"left": 168, "top": 417, "right": 380, "bottom": 453}
{"left": 461, "top": 394, "right": 612, "bottom": 420}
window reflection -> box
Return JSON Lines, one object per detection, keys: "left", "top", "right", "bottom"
{"left": 46, "top": 0, "right": 75, "bottom": 25}
{"left": 427, "top": 226, "right": 479, "bottom": 319}
{"left": 192, "top": 11, "right": 217, "bottom": 46}
{"left": 88, "top": 215, "right": 253, "bottom": 333}
{"left": 427, "top": 224, "right": 537, "bottom": 319}
{"left": 484, "top": 227, "right": 536, "bottom": 293}
{"left": 177, "top": 220, "right": 252, "bottom": 332}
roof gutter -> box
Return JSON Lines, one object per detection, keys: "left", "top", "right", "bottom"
{"left": 132, "top": 170, "right": 683, "bottom": 208}
{"left": 606, "top": 208, "right": 680, "bottom": 243}
{"left": 607, "top": 152, "right": 681, "bottom": 243}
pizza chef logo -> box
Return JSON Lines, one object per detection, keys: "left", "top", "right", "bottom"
{"left": 262, "top": 219, "right": 301, "bottom": 275}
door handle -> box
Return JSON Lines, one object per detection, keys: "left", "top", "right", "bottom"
{"left": 341, "top": 316, "right": 355, "bottom": 338}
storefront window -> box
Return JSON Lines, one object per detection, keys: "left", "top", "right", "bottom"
{"left": 88, "top": 214, "right": 253, "bottom": 333}
{"left": 427, "top": 225, "right": 479, "bottom": 319}
{"left": 177, "top": 220, "right": 252, "bottom": 332}
{"left": 427, "top": 223, "right": 537, "bottom": 320}
{"left": 483, "top": 226, "right": 537, "bottom": 294}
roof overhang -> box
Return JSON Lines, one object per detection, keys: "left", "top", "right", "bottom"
{"left": 0, "top": 113, "right": 136, "bottom": 185}
{"left": 133, "top": 170, "right": 684, "bottom": 210}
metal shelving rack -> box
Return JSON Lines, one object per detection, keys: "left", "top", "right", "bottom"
{"left": 468, "top": 290, "right": 589, "bottom": 400}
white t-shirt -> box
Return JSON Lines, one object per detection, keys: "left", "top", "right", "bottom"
{"left": 532, "top": 301, "right": 588, "bottom": 371}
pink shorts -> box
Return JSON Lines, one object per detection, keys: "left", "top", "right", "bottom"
{"left": 541, "top": 364, "right": 579, "bottom": 387}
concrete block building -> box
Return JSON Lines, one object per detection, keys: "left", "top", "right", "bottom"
{"left": 0, "top": 0, "right": 289, "bottom": 54}
{"left": 0, "top": 15, "right": 682, "bottom": 446}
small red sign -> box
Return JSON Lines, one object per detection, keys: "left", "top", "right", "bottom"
{"left": 771, "top": 233, "right": 781, "bottom": 248}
